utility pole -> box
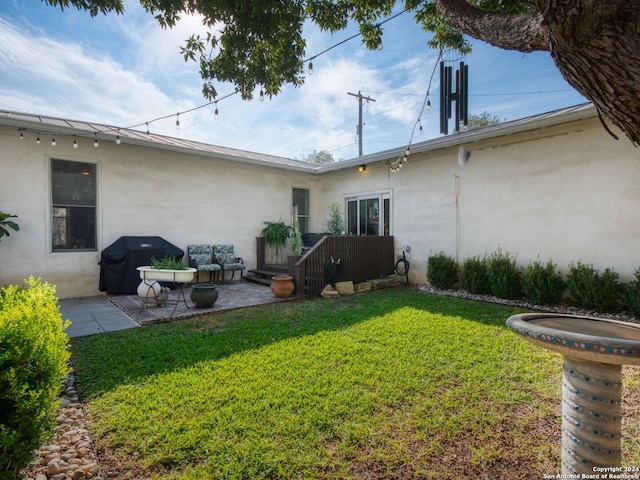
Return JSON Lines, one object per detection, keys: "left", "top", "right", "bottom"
{"left": 347, "top": 90, "right": 375, "bottom": 156}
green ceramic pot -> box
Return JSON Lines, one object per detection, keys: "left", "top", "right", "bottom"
{"left": 190, "top": 283, "right": 219, "bottom": 308}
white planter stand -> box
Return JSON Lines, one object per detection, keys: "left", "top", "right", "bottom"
{"left": 136, "top": 266, "right": 196, "bottom": 316}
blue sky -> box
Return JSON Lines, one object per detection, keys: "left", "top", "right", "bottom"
{"left": 0, "top": 0, "right": 586, "bottom": 160}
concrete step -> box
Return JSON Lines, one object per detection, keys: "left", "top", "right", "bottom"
{"left": 244, "top": 275, "right": 274, "bottom": 286}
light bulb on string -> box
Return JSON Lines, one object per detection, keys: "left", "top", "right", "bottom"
{"left": 51, "top": 136, "right": 56, "bottom": 146}
{"left": 175, "top": 113, "right": 180, "bottom": 130}
{"left": 37, "top": 133, "right": 41, "bottom": 144}
{"left": 19, "top": 130, "right": 23, "bottom": 140}
{"left": 419, "top": 121, "right": 423, "bottom": 134}
{"left": 73, "top": 135, "right": 78, "bottom": 149}
{"left": 93, "top": 134, "right": 99, "bottom": 148}
{"left": 146, "top": 122, "right": 150, "bottom": 138}
{"left": 376, "top": 36, "right": 383, "bottom": 51}
{"left": 214, "top": 102, "right": 219, "bottom": 118}
{"left": 427, "top": 99, "right": 431, "bottom": 111}
{"left": 308, "top": 60, "right": 313, "bottom": 74}
{"left": 259, "top": 88, "right": 265, "bottom": 101}
{"left": 115, "top": 131, "right": 121, "bottom": 145}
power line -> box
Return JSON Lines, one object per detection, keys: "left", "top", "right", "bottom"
{"left": 124, "top": 6, "right": 415, "bottom": 137}
{"left": 364, "top": 88, "right": 575, "bottom": 97}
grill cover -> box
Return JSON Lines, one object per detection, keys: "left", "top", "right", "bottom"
{"left": 99, "top": 236, "right": 184, "bottom": 294}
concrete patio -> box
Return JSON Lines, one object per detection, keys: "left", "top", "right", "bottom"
{"left": 59, "top": 281, "right": 290, "bottom": 338}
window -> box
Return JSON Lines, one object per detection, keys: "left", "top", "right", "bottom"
{"left": 292, "top": 188, "right": 309, "bottom": 234}
{"left": 51, "top": 159, "right": 96, "bottom": 251}
{"left": 346, "top": 191, "right": 391, "bottom": 236}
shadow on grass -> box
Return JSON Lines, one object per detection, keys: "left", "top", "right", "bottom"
{"left": 71, "top": 288, "right": 528, "bottom": 398}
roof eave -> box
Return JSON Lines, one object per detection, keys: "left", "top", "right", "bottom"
{"left": 318, "top": 103, "right": 597, "bottom": 173}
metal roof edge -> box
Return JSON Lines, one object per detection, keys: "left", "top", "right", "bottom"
{"left": 0, "top": 110, "right": 319, "bottom": 173}
{"left": 2, "top": 103, "right": 595, "bottom": 175}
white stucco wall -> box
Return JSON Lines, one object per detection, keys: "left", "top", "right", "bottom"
{"left": 0, "top": 127, "right": 314, "bottom": 298}
{"left": 2, "top": 112, "right": 639, "bottom": 298}
{"left": 318, "top": 117, "right": 640, "bottom": 285}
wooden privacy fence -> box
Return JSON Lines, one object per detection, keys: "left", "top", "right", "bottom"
{"left": 292, "top": 235, "right": 395, "bottom": 299}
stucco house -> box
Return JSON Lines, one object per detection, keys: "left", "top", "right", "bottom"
{"left": 1, "top": 103, "right": 638, "bottom": 299}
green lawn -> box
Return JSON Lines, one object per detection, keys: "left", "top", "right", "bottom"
{"left": 70, "top": 289, "right": 639, "bottom": 479}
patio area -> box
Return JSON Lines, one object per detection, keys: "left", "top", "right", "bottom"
{"left": 60, "top": 281, "right": 292, "bottom": 338}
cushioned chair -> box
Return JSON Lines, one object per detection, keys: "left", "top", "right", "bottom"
{"left": 187, "top": 245, "right": 221, "bottom": 282}
{"left": 213, "top": 244, "right": 245, "bottom": 283}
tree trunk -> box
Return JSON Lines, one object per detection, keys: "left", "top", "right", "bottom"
{"left": 437, "top": 0, "right": 640, "bottom": 146}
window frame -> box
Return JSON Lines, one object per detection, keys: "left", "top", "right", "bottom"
{"left": 50, "top": 158, "right": 98, "bottom": 252}
{"left": 345, "top": 189, "right": 392, "bottom": 236}
{"left": 292, "top": 187, "right": 310, "bottom": 235}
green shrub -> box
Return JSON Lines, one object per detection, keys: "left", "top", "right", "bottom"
{"left": 624, "top": 268, "right": 640, "bottom": 316}
{"left": 461, "top": 256, "right": 490, "bottom": 294}
{"left": 566, "top": 261, "right": 622, "bottom": 312}
{"left": 523, "top": 258, "right": 566, "bottom": 305}
{"left": 426, "top": 252, "right": 458, "bottom": 289}
{"left": 0, "top": 277, "right": 70, "bottom": 479}
{"left": 486, "top": 248, "right": 523, "bottom": 300}
{"left": 325, "top": 202, "right": 344, "bottom": 235}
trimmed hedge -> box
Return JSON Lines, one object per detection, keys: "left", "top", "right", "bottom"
{"left": 566, "top": 261, "right": 622, "bottom": 312}
{"left": 461, "top": 256, "right": 490, "bottom": 295}
{"left": 434, "top": 247, "right": 638, "bottom": 315}
{"left": 0, "top": 277, "right": 70, "bottom": 479}
{"left": 486, "top": 248, "right": 523, "bottom": 300}
{"left": 523, "top": 258, "right": 566, "bottom": 305}
{"left": 625, "top": 269, "right": 640, "bottom": 317}
{"left": 426, "top": 252, "right": 458, "bottom": 289}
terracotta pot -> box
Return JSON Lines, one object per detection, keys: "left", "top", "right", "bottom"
{"left": 270, "top": 275, "right": 295, "bottom": 298}
{"left": 190, "top": 283, "right": 219, "bottom": 308}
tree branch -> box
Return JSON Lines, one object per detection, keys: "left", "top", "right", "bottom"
{"left": 435, "top": 0, "right": 550, "bottom": 52}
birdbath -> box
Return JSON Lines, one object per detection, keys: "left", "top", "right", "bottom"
{"left": 506, "top": 313, "right": 640, "bottom": 475}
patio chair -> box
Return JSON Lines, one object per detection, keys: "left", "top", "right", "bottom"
{"left": 213, "top": 244, "right": 245, "bottom": 283}
{"left": 187, "top": 244, "right": 221, "bottom": 283}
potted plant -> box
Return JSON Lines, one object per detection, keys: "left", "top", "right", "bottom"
{"left": 0, "top": 211, "right": 19, "bottom": 242}
{"left": 150, "top": 256, "right": 187, "bottom": 270}
{"left": 287, "top": 207, "right": 304, "bottom": 287}
{"left": 325, "top": 202, "right": 344, "bottom": 235}
{"left": 137, "top": 256, "right": 196, "bottom": 283}
{"left": 289, "top": 207, "right": 303, "bottom": 257}
{"left": 261, "top": 220, "right": 292, "bottom": 264}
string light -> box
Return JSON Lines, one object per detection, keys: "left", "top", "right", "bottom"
{"left": 388, "top": 49, "right": 443, "bottom": 174}
{"left": 37, "top": 132, "right": 40, "bottom": 144}
{"left": 93, "top": 133, "right": 99, "bottom": 148}
{"left": 12, "top": 7, "right": 413, "bottom": 146}
{"left": 85, "top": 8, "right": 409, "bottom": 138}
{"left": 19, "top": 129, "right": 23, "bottom": 140}
{"left": 73, "top": 135, "right": 78, "bottom": 148}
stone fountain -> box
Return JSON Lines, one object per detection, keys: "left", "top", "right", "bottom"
{"left": 507, "top": 313, "right": 640, "bottom": 475}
